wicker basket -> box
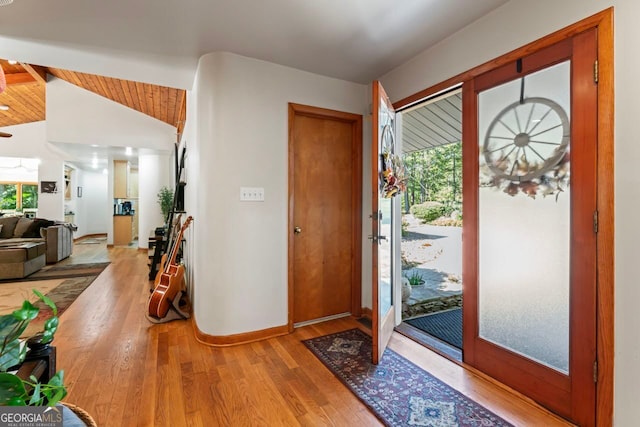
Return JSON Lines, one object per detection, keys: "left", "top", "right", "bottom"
{"left": 63, "top": 403, "right": 98, "bottom": 427}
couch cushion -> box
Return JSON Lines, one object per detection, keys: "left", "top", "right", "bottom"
{"left": 0, "top": 243, "right": 44, "bottom": 262}
{"left": 13, "top": 218, "right": 34, "bottom": 238}
{"left": 0, "top": 216, "right": 20, "bottom": 238}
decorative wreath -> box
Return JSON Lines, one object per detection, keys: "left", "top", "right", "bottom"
{"left": 480, "top": 96, "right": 570, "bottom": 199}
{"left": 380, "top": 124, "right": 407, "bottom": 198}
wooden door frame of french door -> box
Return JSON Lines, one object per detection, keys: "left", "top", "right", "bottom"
{"left": 287, "top": 103, "right": 363, "bottom": 331}
{"left": 392, "top": 8, "right": 614, "bottom": 426}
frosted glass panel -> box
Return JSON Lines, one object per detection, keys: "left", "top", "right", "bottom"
{"left": 379, "top": 197, "right": 392, "bottom": 315}
{"left": 478, "top": 61, "right": 570, "bottom": 373}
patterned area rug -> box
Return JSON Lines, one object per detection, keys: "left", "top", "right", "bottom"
{"left": 406, "top": 308, "right": 463, "bottom": 349}
{"left": 0, "top": 262, "right": 110, "bottom": 336}
{"left": 303, "top": 328, "right": 513, "bottom": 427}
{"left": 13, "top": 262, "right": 111, "bottom": 282}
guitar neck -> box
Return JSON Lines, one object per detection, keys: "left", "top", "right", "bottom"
{"left": 164, "top": 216, "right": 193, "bottom": 271}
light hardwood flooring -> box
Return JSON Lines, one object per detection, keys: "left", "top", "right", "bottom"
{"left": 51, "top": 241, "right": 573, "bottom": 426}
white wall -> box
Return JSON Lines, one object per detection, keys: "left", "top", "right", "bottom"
{"left": 380, "top": 1, "right": 632, "bottom": 424}
{"left": 138, "top": 151, "right": 172, "bottom": 249}
{"left": 75, "top": 169, "right": 109, "bottom": 237}
{"left": 46, "top": 78, "right": 176, "bottom": 150}
{"left": 188, "top": 52, "right": 368, "bottom": 336}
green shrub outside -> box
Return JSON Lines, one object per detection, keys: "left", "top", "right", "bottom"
{"left": 410, "top": 201, "right": 445, "bottom": 222}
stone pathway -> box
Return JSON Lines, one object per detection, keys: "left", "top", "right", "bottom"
{"left": 401, "top": 214, "right": 462, "bottom": 318}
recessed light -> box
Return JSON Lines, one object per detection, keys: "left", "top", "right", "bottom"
{"left": 0, "top": 105, "right": 9, "bottom": 111}
{"left": 0, "top": 0, "right": 15, "bottom": 7}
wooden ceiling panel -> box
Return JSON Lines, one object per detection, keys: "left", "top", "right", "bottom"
{"left": 0, "top": 59, "right": 46, "bottom": 127}
{"left": 1, "top": 58, "right": 186, "bottom": 135}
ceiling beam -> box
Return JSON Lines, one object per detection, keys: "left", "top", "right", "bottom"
{"left": 20, "top": 63, "right": 47, "bottom": 84}
{"left": 5, "top": 72, "right": 37, "bottom": 86}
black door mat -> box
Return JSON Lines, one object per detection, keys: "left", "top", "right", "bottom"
{"left": 405, "top": 308, "right": 462, "bottom": 349}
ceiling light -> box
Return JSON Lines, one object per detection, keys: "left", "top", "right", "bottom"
{"left": 0, "top": 0, "right": 14, "bottom": 6}
{"left": 0, "top": 105, "right": 9, "bottom": 111}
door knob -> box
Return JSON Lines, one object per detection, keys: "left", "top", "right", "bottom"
{"left": 294, "top": 226, "right": 302, "bottom": 234}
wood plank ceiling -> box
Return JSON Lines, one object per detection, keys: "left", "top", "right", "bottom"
{"left": 0, "top": 59, "right": 186, "bottom": 139}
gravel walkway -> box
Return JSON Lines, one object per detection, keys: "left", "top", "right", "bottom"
{"left": 401, "top": 214, "right": 463, "bottom": 308}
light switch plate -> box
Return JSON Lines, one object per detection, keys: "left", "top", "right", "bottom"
{"left": 240, "top": 187, "right": 265, "bottom": 201}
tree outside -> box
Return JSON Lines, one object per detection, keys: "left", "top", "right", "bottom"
{"left": 22, "top": 184, "right": 38, "bottom": 209}
{"left": 402, "top": 142, "right": 462, "bottom": 218}
{"left": 0, "top": 184, "right": 17, "bottom": 210}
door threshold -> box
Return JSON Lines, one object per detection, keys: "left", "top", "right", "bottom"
{"left": 294, "top": 312, "right": 351, "bottom": 328}
{"left": 396, "top": 322, "right": 462, "bottom": 364}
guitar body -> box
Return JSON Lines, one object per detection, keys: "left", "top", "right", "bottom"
{"left": 154, "top": 253, "right": 168, "bottom": 285}
{"left": 148, "top": 264, "right": 185, "bottom": 318}
{"left": 148, "top": 216, "right": 193, "bottom": 319}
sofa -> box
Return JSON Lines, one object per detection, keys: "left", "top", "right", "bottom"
{"left": 0, "top": 216, "right": 75, "bottom": 264}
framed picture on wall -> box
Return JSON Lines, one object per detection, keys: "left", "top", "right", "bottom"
{"left": 41, "top": 181, "right": 58, "bottom": 194}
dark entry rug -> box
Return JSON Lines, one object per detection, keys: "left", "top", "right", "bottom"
{"left": 303, "top": 328, "right": 512, "bottom": 427}
{"left": 406, "top": 308, "right": 462, "bottom": 349}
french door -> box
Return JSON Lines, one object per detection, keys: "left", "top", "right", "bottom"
{"left": 371, "top": 81, "right": 396, "bottom": 364}
{"left": 463, "top": 30, "right": 597, "bottom": 425}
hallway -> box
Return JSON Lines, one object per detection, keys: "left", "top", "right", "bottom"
{"left": 51, "top": 242, "right": 573, "bottom": 426}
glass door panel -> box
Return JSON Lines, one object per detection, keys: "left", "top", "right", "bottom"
{"left": 478, "top": 61, "right": 571, "bottom": 373}
{"left": 372, "top": 81, "right": 396, "bottom": 364}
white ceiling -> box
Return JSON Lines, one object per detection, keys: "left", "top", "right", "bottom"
{"left": 0, "top": 0, "right": 509, "bottom": 171}
{"left": 0, "top": 0, "right": 509, "bottom": 88}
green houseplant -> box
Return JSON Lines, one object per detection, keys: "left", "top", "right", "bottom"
{"left": 157, "top": 186, "right": 174, "bottom": 222}
{"left": 0, "top": 290, "right": 66, "bottom": 406}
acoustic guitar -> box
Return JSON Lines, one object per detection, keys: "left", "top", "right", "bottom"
{"left": 153, "top": 213, "right": 182, "bottom": 287}
{"left": 148, "top": 216, "right": 193, "bottom": 319}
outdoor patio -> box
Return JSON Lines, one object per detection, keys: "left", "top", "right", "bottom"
{"left": 401, "top": 213, "right": 462, "bottom": 319}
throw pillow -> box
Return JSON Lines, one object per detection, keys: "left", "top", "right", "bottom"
{"left": 0, "top": 216, "right": 20, "bottom": 238}
{"left": 13, "top": 217, "right": 34, "bottom": 238}
{"left": 22, "top": 218, "right": 55, "bottom": 238}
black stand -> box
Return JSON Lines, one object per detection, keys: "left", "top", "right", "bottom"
{"left": 149, "top": 145, "right": 187, "bottom": 280}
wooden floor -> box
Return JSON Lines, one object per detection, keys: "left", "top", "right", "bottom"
{"left": 52, "top": 242, "right": 574, "bottom": 426}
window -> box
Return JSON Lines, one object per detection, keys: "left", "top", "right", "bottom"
{"left": 0, "top": 182, "right": 38, "bottom": 213}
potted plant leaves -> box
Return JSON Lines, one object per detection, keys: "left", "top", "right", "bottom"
{"left": 0, "top": 290, "right": 66, "bottom": 406}
{"left": 157, "top": 186, "right": 174, "bottom": 223}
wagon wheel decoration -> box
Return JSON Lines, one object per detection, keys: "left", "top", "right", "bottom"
{"left": 483, "top": 97, "right": 569, "bottom": 183}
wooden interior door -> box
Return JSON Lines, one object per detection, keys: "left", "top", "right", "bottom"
{"left": 289, "top": 103, "right": 362, "bottom": 326}
{"left": 462, "top": 30, "right": 597, "bottom": 426}
{"left": 371, "top": 81, "right": 396, "bottom": 364}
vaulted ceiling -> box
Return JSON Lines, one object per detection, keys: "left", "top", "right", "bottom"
{"left": 0, "top": 59, "right": 186, "bottom": 138}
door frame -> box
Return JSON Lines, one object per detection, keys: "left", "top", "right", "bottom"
{"left": 391, "top": 8, "right": 614, "bottom": 426}
{"left": 287, "top": 103, "right": 363, "bottom": 331}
